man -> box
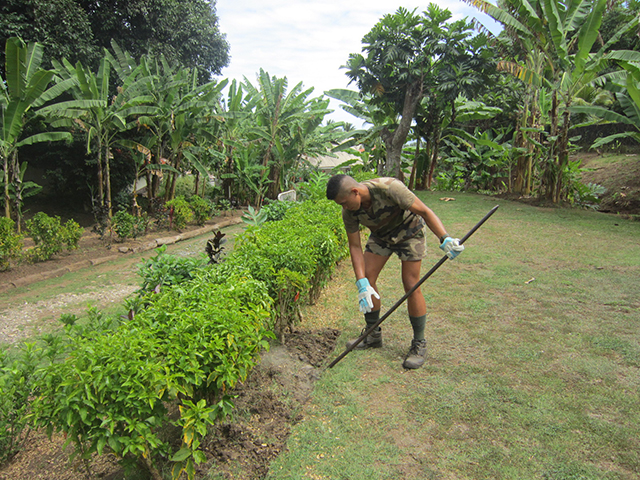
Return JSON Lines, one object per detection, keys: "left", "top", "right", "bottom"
{"left": 326, "top": 175, "right": 464, "bottom": 369}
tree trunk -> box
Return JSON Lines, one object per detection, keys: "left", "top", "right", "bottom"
{"left": 10, "top": 153, "right": 22, "bottom": 233}
{"left": 554, "top": 108, "right": 572, "bottom": 203}
{"left": 382, "top": 80, "right": 423, "bottom": 179}
{"left": 408, "top": 133, "right": 420, "bottom": 190}
{"left": 542, "top": 90, "right": 560, "bottom": 202}
{"left": 4, "top": 153, "right": 11, "bottom": 219}
{"left": 426, "top": 127, "right": 441, "bottom": 190}
{"left": 168, "top": 152, "right": 182, "bottom": 201}
{"left": 105, "top": 146, "right": 112, "bottom": 217}
{"left": 96, "top": 140, "right": 104, "bottom": 209}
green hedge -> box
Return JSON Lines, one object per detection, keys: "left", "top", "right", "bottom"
{"left": 229, "top": 198, "right": 347, "bottom": 339}
{"left": 9, "top": 196, "right": 347, "bottom": 479}
{"left": 33, "top": 270, "right": 273, "bottom": 479}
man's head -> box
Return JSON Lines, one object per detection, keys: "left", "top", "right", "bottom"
{"left": 326, "top": 174, "right": 362, "bottom": 211}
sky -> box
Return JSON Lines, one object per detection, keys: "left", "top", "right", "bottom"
{"left": 214, "top": 0, "right": 500, "bottom": 125}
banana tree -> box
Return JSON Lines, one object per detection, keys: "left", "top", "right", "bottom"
{"left": 133, "top": 54, "right": 226, "bottom": 202}
{"left": 43, "top": 53, "right": 159, "bottom": 218}
{"left": 244, "top": 69, "right": 332, "bottom": 199}
{"left": 216, "top": 79, "right": 260, "bottom": 203}
{"left": 571, "top": 50, "right": 640, "bottom": 148}
{"left": 1, "top": 37, "right": 75, "bottom": 230}
{"left": 465, "top": 0, "right": 639, "bottom": 202}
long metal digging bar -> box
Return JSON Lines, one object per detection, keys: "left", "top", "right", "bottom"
{"left": 327, "top": 204, "right": 499, "bottom": 369}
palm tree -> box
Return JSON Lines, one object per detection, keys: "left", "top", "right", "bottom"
{"left": 0, "top": 37, "right": 75, "bottom": 230}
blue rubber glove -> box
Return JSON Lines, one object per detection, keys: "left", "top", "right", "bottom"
{"left": 356, "top": 278, "right": 380, "bottom": 313}
{"left": 439, "top": 237, "right": 464, "bottom": 259}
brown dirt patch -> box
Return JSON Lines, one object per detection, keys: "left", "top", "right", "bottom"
{"left": 492, "top": 153, "right": 640, "bottom": 216}
{"left": 578, "top": 153, "right": 640, "bottom": 215}
{"left": 0, "top": 329, "right": 341, "bottom": 480}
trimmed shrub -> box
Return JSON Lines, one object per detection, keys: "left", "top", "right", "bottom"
{"left": 26, "top": 212, "right": 85, "bottom": 262}
{"left": 189, "top": 195, "right": 213, "bottom": 226}
{"left": 11, "top": 196, "right": 347, "bottom": 478}
{"left": 61, "top": 219, "right": 83, "bottom": 250}
{"left": 229, "top": 198, "right": 347, "bottom": 338}
{"left": 166, "top": 196, "right": 194, "bottom": 231}
{"left": 0, "top": 218, "right": 23, "bottom": 271}
{"left": 111, "top": 210, "right": 148, "bottom": 241}
{"left": 32, "top": 270, "right": 273, "bottom": 480}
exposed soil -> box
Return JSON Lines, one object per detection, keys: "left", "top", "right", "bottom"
{"left": 578, "top": 152, "right": 640, "bottom": 215}
{"left": 0, "top": 329, "right": 340, "bottom": 480}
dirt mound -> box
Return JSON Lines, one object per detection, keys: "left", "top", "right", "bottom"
{"left": 579, "top": 153, "right": 640, "bottom": 215}
{"left": 0, "top": 329, "right": 341, "bottom": 480}
{"left": 203, "top": 329, "right": 340, "bottom": 479}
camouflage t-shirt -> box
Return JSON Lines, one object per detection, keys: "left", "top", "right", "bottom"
{"left": 342, "top": 178, "right": 425, "bottom": 244}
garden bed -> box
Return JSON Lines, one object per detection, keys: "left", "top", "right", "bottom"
{"left": 0, "top": 328, "right": 341, "bottom": 480}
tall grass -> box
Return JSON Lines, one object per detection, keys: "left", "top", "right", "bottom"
{"left": 268, "top": 192, "right": 640, "bottom": 480}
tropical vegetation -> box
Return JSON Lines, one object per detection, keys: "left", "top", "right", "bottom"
{"left": 0, "top": 185, "right": 347, "bottom": 479}
{"left": 2, "top": 0, "right": 639, "bottom": 235}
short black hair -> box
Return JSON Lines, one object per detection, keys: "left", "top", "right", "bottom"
{"left": 326, "top": 174, "right": 348, "bottom": 200}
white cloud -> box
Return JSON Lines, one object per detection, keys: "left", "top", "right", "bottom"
{"left": 215, "top": 0, "right": 499, "bottom": 124}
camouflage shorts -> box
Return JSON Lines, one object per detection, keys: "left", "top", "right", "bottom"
{"left": 365, "top": 226, "right": 427, "bottom": 261}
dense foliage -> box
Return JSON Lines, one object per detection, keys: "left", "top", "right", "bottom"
{"left": 331, "top": 0, "right": 639, "bottom": 204}
{"left": 0, "top": 0, "right": 230, "bottom": 81}
{"left": 25, "top": 212, "right": 83, "bottom": 262}
{"left": 33, "top": 271, "right": 273, "bottom": 479}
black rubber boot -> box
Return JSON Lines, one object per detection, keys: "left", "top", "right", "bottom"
{"left": 345, "top": 327, "right": 383, "bottom": 350}
{"left": 403, "top": 339, "right": 427, "bottom": 369}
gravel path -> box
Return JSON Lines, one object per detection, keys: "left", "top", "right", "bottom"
{"left": 0, "top": 285, "right": 139, "bottom": 345}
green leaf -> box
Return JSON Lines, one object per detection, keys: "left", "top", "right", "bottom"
{"left": 575, "top": 0, "right": 607, "bottom": 74}
{"left": 185, "top": 458, "right": 196, "bottom": 480}
{"left": 170, "top": 446, "right": 192, "bottom": 462}
{"left": 16, "top": 131, "right": 72, "bottom": 148}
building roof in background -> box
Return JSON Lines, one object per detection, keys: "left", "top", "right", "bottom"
{"left": 306, "top": 151, "right": 362, "bottom": 171}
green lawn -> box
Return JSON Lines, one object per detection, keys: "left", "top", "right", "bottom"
{"left": 267, "top": 192, "right": 640, "bottom": 480}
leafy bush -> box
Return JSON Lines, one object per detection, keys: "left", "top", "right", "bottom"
{"left": 230, "top": 198, "right": 347, "bottom": 338}
{"left": 0, "top": 218, "right": 23, "bottom": 271}
{"left": 32, "top": 272, "right": 273, "bottom": 480}
{"left": 260, "top": 200, "right": 294, "bottom": 222}
{"left": 136, "top": 245, "right": 209, "bottom": 294}
{"left": 26, "top": 212, "right": 84, "bottom": 262}
{"left": 166, "top": 196, "right": 194, "bottom": 231}
{"left": 189, "top": 195, "right": 213, "bottom": 226}
{"left": 61, "top": 219, "right": 84, "bottom": 249}
{"left": 111, "top": 210, "right": 148, "bottom": 241}
{"left": 241, "top": 205, "right": 267, "bottom": 226}
{"left": 0, "top": 343, "right": 43, "bottom": 463}
{"left": 7, "top": 197, "right": 347, "bottom": 478}
{"left": 296, "top": 171, "right": 330, "bottom": 201}
{"left": 571, "top": 182, "right": 607, "bottom": 208}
